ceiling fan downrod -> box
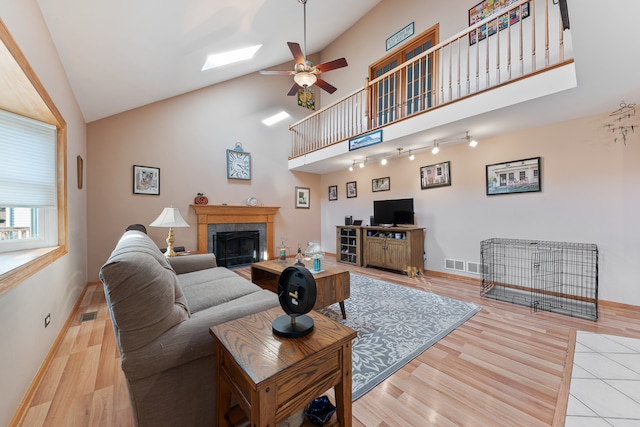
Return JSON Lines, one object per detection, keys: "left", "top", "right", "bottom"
{"left": 299, "top": 0, "right": 309, "bottom": 61}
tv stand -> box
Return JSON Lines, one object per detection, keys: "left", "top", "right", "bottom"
{"left": 362, "top": 226, "right": 425, "bottom": 277}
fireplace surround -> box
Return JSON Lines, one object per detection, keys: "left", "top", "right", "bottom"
{"left": 191, "top": 205, "right": 280, "bottom": 259}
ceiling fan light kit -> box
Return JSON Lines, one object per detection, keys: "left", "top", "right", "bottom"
{"left": 260, "top": 0, "right": 348, "bottom": 95}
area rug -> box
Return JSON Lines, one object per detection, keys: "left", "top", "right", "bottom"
{"left": 318, "top": 273, "right": 481, "bottom": 400}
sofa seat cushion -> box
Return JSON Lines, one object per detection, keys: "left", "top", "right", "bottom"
{"left": 100, "top": 231, "right": 190, "bottom": 353}
{"left": 179, "top": 267, "right": 265, "bottom": 314}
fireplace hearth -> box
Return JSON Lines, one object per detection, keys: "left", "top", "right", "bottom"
{"left": 214, "top": 231, "right": 260, "bottom": 268}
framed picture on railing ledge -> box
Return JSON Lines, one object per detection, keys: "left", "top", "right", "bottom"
{"left": 349, "top": 129, "right": 383, "bottom": 151}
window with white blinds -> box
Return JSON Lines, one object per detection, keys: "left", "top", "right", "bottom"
{"left": 0, "top": 109, "right": 57, "bottom": 207}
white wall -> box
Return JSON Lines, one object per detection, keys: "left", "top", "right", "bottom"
{"left": 0, "top": 1, "right": 88, "bottom": 425}
{"left": 320, "top": 110, "right": 640, "bottom": 306}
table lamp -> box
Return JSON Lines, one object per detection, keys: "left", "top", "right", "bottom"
{"left": 149, "top": 207, "right": 189, "bottom": 257}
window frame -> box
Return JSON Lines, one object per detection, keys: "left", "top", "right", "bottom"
{"left": 0, "top": 19, "right": 68, "bottom": 296}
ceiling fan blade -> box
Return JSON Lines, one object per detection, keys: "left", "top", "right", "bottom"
{"left": 287, "top": 42, "right": 305, "bottom": 64}
{"left": 287, "top": 83, "right": 301, "bottom": 96}
{"left": 260, "top": 70, "right": 293, "bottom": 75}
{"left": 316, "top": 58, "right": 348, "bottom": 73}
{"left": 315, "top": 77, "right": 337, "bottom": 94}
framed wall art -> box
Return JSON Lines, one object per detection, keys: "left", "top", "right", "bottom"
{"left": 328, "top": 185, "right": 338, "bottom": 201}
{"left": 372, "top": 177, "right": 390, "bottom": 192}
{"left": 295, "top": 186, "right": 310, "bottom": 209}
{"left": 486, "top": 157, "right": 541, "bottom": 196}
{"left": 420, "top": 161, "right": 451, "bottom": 190}
{"left": 133, "top": 165, "right": 160, "bottom": 195}
{"left": 346, "top": 181, "right": 357, "bottom": 198}
{"left": 349, "top": 129, "right": 383, "bottom": 151}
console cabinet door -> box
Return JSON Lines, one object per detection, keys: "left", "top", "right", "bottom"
{"left": 384, "top": 239, "right": 407, "bottom": 270}
{"left": 364, "top": 238, "right": 385, "bottom": 266}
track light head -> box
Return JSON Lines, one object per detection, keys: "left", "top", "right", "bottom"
{"left": 408, "top": 150, "right": 415, "bottom": 161}
{"left": 381, "top": 158, "right": 387, "bottom": 165}
{"left": 432, "top": 142, "right": 439, "bottom": 154}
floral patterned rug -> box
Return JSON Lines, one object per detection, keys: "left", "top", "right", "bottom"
{"left": 318, "top": 273, "right": 481, "bottom": 400}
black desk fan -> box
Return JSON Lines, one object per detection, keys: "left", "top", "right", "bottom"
{"left": 272, "top": 265, "right": 317, "bottom": 338}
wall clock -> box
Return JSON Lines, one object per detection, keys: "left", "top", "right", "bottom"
{"left": 226, "top": 147, "right": 251, "bottom": 180}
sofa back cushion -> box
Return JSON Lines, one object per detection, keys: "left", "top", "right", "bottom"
{"left": 99, "top": 230, "right": 190, "bottom": 353}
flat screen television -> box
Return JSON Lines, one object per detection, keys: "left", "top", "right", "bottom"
{"left": 373, "top": 198, "right": 414, "bottom": 226}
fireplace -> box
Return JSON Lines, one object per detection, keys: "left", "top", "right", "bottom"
{"left": 214, "top": 230, "right": 260, "bottom": 267}
{"left": 191, "top": 205, "right": 280, "bottom": 260}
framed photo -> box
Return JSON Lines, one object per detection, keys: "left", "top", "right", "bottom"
{"left": 372, "top": 177, "right": 390, "bottom": 192}
{"left": 420, "top": 161, "right": 451, "bottom": 190}
{"left": 469, "top": 0, "right": 530, "bottom": 45}
{"left": 295, "top": 186, "right": 310, "bottom": 209}
{"left": 346, "top": 181, "right": 357, "bottom": 198}
{"left": 486, "top": 157, "right": 541, "bottom": 196}
{"left": 349, "top": 129, "right": 383, "bottom": 151}
{"left": 328, "top": 185, "right": 338, "bottom": 201}
{"left": 133, "top": 165, "right": 160, "bottom": 195}
{"left": 226, "top": 148, "right": 251, "bottom": 180}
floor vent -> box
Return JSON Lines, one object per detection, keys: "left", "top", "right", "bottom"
{"left": 80, "top": 311, "right": 98, "bottom": 322}
{"left": 444, "top": 258, "right": 465, "bottom": 272}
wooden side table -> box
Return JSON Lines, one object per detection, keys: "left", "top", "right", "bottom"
{"left": 251, "top": 259, "right": 350, "bottom": 319}
{"left": 210, "top": 307, "right": 357, "bottom": 427}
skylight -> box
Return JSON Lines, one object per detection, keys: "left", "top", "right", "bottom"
{"left": 262, "top": 111, "right": 290, "bottom": 126}
{"left": 201, "top": 45, "right": 262, "bottom": 71}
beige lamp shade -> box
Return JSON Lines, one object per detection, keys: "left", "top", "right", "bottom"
{"left": 150, "top": 207, "right": 190, "bottom": 228}
{"left": 150, "top": 207, "right": 189, "bottom": 257}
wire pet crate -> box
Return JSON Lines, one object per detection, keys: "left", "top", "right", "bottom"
{"left": 480, "top": 238, "right": 599, "bottom": 321}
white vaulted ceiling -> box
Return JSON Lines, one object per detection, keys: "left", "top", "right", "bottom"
{"left": 36, "top": 0, "right": 381, "bottom": 122}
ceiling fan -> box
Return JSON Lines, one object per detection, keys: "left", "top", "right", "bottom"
{"left": 259, "top": 0, "right": 348, "bottom": 96}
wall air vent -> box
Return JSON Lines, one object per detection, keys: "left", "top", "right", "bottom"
{"left": 444, "top": 258, "right": 465, "bottom": 272}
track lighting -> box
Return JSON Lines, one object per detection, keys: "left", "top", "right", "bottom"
{"left": 432, "top": 142, "right": 439, "bottom": 154}
{"left": 359, "top": 160, "right": 365, "bottom": 168}
{"left": 381, "top": 158, "right": 387, "bottom": 165}
{"left": 349, "top": 163, "right": 354, "bottom": 172}
{"left": 408, "top": 150, "right": 415, "bottom": 160}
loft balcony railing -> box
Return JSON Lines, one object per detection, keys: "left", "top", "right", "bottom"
{"left": 289, "top": 0, "right": 572, "bottom": 159}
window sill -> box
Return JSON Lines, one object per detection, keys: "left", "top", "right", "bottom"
{"left": 0, "top": 246, "right": 67, "bottom": 296}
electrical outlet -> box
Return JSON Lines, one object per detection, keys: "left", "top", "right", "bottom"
{"left": 44, "top": 313, "right": 51, "bottom": 328}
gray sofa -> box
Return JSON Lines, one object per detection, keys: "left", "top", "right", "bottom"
{"left": 99, "top": 229, "right": 279, "bottom": 426}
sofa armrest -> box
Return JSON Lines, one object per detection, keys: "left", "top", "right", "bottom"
{"left": 120, "top": 289, "right": 278, "bottom": 380}
{"left": 167, "top": 253, "right": 217, "bottom": 274}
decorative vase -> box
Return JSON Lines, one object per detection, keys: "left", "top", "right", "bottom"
{"left": 194, "top": 193, "right": 208, "bottom": 205}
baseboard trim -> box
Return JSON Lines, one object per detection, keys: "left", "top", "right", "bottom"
{"left": 9, "top": 281, "right": 92, "bottom": 427}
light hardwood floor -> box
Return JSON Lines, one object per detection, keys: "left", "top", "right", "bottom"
{"left": 18, "top": 257, "right": 640, "bottom": 426}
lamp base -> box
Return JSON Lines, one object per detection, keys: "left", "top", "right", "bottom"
{"left": 272, "top": 314, "right": 314, "bottom": 338}
{"left": 164, "top": 228, "right": 176, "bottom": 257}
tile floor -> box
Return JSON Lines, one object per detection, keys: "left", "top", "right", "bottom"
{"left": 565, "top": 332, "right": 640, "bottom": 426}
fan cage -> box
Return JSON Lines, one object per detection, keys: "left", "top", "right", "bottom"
{"left": 480, "top": 238, "right": 598, "bottom": 321}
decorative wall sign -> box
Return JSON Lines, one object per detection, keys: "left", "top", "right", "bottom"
{"left": 420, "top": 161, "right": 451, "bottom": 190}
{"left": 386, "top": 22, "right": 414, "bottom": 51}
{"left": 133, "top": 165, "right": 160, "bottom": 195}
{"left": 469, "top": 0, "right": 530, "bottom": 45}
{"left": 226, "top": 142, "right": 251, "bottom": 180}
{"left": 349, "top": 129, "right": 383, "bottom": 151}
{"left": 486, "top": 157, "right": 541, "bottom": 195}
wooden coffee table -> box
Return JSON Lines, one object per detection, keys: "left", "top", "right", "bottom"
{"left": 251, "top": 259, "right": 350, "bottom": 319}
{"left": 210, "top": 307, "right": 357, "bottom": 427}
